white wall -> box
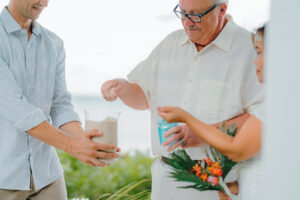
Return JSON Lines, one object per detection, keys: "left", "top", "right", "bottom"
{"left": 263, "top": 0, "right": 300, "bottom": 199}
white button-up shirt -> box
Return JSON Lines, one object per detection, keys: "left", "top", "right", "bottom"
{"left": 128, "top": 17, "right": 262, "bottom": 160}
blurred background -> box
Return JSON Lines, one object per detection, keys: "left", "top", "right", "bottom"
{"left": 0, "top": 0, "right": 270, "bottom": 199}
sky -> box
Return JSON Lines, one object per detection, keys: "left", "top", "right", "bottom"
{"left": 0, "top": 0, "right": 270, "bottom": 95}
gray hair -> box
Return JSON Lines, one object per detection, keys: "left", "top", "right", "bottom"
{"left": 210, "top": 0, "right": 228, "bottom": 5}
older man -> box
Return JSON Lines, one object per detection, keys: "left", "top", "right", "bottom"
{"left": 102, "top": 0, "right": 262, "bottom": 199}
{"left": 0, "top": 0, "right": 119, "bottom": 199}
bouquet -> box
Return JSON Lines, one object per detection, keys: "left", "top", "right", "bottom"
{"left": 162, "top": 124, "right": 238, "bottom": 200}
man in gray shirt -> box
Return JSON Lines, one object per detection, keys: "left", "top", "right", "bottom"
{"left": 0, "top": 0, "right": 118, "bottom": 199}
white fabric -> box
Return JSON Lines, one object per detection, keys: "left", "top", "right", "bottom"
{"left": 128, "top": 17, "right": 263, "bottom": 200}
{"left": 238, "top": 154, "right": 264, "bottom": 200}
{"left": 238, "top": 89, "right": 265, "bottom": 200}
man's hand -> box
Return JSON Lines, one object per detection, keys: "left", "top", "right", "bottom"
{"left": 162, "top": 125, "right": 205, "bottom": 152}
{"left": 67, "top": 129, "right": 119, "bottom": 167}
{"left": 218, "top": 181, "right": 239, "bottom": 200}
{"left": 101, "top": 79, "right": 126, "bottom": 101}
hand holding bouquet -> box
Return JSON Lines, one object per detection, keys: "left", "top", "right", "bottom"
{"left": 162, "top": 124, "right": 238, "bottom": 200}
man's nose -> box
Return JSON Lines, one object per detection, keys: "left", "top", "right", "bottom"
{"left": 183, "top": 17, "right": 195, "bottom": 27}
{"left": 40, "top": 0, "right": 48, "bottom": 7}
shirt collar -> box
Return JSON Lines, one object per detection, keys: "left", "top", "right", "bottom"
{"left": 0, "top": 7, "right": 41, "bottom": 36}
{"left": 31, "top": 21, "right": 41, "bottom": 36}
{"left": 180, "top": 15, "right": 237, "bottom": 52}
{"left": 212, "top": 16, "right": 236, "bottom": 52}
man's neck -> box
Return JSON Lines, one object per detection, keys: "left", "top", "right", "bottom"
{"left": 195, "top": 16, "right": 229, "bottom": 52}
{"left": 7, "top": 5, "right": 32, "bottom": 33}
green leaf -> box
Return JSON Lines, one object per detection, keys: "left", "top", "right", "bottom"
{"left": 162, "top": 123, "right": 239, "bottom": 193}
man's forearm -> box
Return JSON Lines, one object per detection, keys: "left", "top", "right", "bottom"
{"left": 60, "top": 121, "right": 83, "bottom": 138}
{"left": 27, "top": 121, "right": 72, "bottom": 152}
{"left": 119, "top": 82, "right": 149, "bottom": 110}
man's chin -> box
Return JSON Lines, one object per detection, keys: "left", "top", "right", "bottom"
{"left": 29, "top": 14, "right": 41, "bottom": 20}
{"left": 186, "top": 32, "right": 202, "bottom": 42}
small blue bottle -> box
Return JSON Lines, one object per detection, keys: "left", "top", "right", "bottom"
{"left": 157, "top": 119, "right": 178, "bottom": 145}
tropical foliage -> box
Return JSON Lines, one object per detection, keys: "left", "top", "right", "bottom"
{"left": 57, "top": 150, "right": 154, "bottom": 200}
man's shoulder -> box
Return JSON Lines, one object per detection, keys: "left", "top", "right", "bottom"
{"left": 226, "top": 22, "right": 255, "bottom": 57}
{"left": 155, "top": 29, "right": 187, "bottom": 50}
{"left": 231, "top": 22, "right": 253, "bottom": 45}
{"left": 235, "top": 25, "right": 252, "bottom": 39}
{"left": 164, "top": 29, "right": 186, "bottom": 41}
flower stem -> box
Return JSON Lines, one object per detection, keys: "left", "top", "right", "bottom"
{"left": 218, "top": 177, "right": 238, "bottom": 200}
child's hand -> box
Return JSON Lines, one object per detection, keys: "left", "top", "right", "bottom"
{"left": 157, "top": 106, "right": 187, "bottom": 123}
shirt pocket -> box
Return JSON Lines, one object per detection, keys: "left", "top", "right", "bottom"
{"left": 195, "top": 80, "right": 232, "bottom": 122}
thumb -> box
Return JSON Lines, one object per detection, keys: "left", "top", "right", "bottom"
{"left": 157, "top": 106, "right": 171, "bottom": 113}
{"left": 108, "top": 80, "right": 123, "bottom": 96}
{"left": 159, "top": 112, "right": 170, "bottom": 122}
{"left": 109, "top": 87, "right": 117, "bottom": 96}
{"left": 114, "top": 80, "right": 126, "bottom": 93}
{"left": 85, "top": 129, "right": 103, "bottom": 138}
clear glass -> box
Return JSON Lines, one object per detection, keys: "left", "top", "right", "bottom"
{"left": 84, "top": 109, "right": 121, "bottom": 164}
{"left": 157, "top": 119, "right": 178, "bottom": 146}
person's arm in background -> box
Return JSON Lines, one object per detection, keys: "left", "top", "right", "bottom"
{"left": 158, "top": 106, "right": 262, "bottom": 162}
{"left": 212, "top": 113, "right": 251, "bottom": 132}
{"left": 161, "top": 113, "right": 251, "bottom": 152}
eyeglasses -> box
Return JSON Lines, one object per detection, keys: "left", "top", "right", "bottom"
{"left": 173, "top": 3, "right": 221, "bottom": 23}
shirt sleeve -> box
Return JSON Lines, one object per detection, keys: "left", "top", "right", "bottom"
{"left": 49, "top": 41, "right": 80, "bottom": 128}
{"left": 127, "top": 41, "right": 163, "bottom": 105}
{"left": 241, "top": 55, "right": 264, "bottom": 115}
{"left": 0, "top": 56, "right": 47, "bottom": 132}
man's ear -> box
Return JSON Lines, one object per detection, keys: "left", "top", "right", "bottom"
{"left": 219, "top": 4, "right": 227, "bottom": 18}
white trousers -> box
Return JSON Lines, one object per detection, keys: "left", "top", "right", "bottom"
{"left": 151, "top": 158, "right": 220, "bottom": 200}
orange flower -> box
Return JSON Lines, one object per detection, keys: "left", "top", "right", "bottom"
{"left": 191, "top": 164, "right": 202, "bottom": 177}
{"left": 200, "top": 173, "right": 208, "bottom": 181}
{"left": 204, "top": 158, "right": 213, "bottom": 166}
{"left": 212, "top": 168, "right": 223, "bottom": 177}
{"left": 214, "top": 162, "right": 221, "bottom": 168}
{"left": 207, "top": 166, "right": 212, "bottom": 172}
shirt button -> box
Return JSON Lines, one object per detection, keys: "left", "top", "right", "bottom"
{"left": 188, "top": 79, "right": 192, "bottom": 82}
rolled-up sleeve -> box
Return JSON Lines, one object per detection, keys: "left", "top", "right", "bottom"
{"left": 0, "top": 56, "right": 47, "bottom": 132}
{"left": 49, "top": 41, "right": 80, "bottom": 128}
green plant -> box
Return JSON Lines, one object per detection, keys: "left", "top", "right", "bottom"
{"left": 57, "top": 150, "right": 154, "bottom": 200}
{"left": 162, "top": 123, "right": 238, "bottom": 199}
{"left": 98, "top": 179, "right": 151, "bottom": 200}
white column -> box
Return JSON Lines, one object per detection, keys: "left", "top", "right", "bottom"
{"left": 263, "top": 0, "right": 300, "bottom": 199}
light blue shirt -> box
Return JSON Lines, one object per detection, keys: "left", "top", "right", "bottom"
{"left": 0, "top": 7, "right": 80, "bottom": 190}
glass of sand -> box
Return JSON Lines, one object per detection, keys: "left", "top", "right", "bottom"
{"left": 84, "top": 109, "right": 121, "bottom": 164}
